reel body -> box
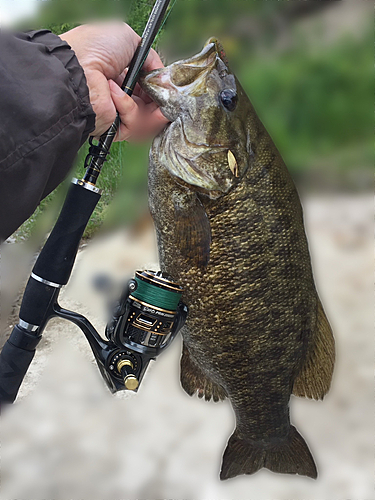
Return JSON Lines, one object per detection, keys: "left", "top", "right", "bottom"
{"left": 102, "top": 270, "right": 188, "bottom": 392}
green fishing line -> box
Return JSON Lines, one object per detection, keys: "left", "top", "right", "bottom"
{"left": 132, "top": 276, "right": 182, "bottom": 311}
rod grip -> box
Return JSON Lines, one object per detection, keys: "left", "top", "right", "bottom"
{"left": 0, "top": 326, "right": 41, "bottom": 404}
{"left": 19, "top": 278, "right": 57, "bottom": 327}
{"left": 32, "top": 182, "right": 100, "bottom": 286}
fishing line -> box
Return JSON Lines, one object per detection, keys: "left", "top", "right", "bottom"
{"left": 132, "top": 275, "right": 182, "bottom": 311}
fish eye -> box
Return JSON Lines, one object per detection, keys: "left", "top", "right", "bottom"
{"left": 219, "top": 89, "right": 238, "bottom": 112}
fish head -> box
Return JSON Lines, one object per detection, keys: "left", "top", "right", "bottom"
{"left": 140, "top": 38, "right": 252, "bottom": 198}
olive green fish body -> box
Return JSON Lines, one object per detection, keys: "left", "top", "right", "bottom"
{"left": 142, "top": 40, "right": 334, "bottom": 480}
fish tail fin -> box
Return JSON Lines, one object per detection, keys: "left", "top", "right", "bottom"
{"left": 293, "top": 299, "right": 335, "bottom": 400}
{"left": 220, "top": 426, "right": 317, "bottom": 480}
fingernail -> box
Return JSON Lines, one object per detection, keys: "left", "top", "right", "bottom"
{"left": 109, "top": 80, "right": 123, "bottom": 96}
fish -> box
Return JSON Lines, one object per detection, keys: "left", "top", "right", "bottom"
{"left": 140, "top": 39, "right": 335, "bottom": 480}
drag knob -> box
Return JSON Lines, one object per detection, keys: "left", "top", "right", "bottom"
{"left": 117, "top": 359, "right": 139, "bottom": 391}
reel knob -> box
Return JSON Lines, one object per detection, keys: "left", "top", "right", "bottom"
{"left": 124, "top": 374, "right": 139, "bottom": 391}
{"left": 117, "top": 359, "right": 139, "bottom": 391}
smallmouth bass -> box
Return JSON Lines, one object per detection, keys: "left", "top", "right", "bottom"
{"left": 140, "top": 39, "right": 335, "bottom": 480}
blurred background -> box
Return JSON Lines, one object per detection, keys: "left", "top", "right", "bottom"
{"left": 0, "top": 1, "right": 373, "bottom": 499}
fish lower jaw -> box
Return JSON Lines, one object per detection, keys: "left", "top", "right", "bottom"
{"left": 171, "top": 175, "right": 225, "bottom": 200}
{"left": 166, "top": 155, "right": 232, "bottom": 196}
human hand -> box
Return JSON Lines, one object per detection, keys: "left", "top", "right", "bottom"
{"left": 59, "top": 22, "right": 169, "bottom": 141}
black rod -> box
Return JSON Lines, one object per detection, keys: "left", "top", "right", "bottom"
{"left": 83, "top": 0, "right": 171, "bottom": 185}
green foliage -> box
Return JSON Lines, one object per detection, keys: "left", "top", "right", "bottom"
{"left": 32, "top": 0, "right": 127, "bottom": 33}
{"left": 238, "top": 32, "right": 372, "bottom": 173}
{"left": 34, "top": 0, "right": 166, "bottom": 39}
{"left": 43, "top": 22, "right": 78, "bottom": 36}
{"left": 127, "top": 0, "right": 155, "bottom": 36}
{"left": 73, "top": 141, "right": 150, "bottom": 238}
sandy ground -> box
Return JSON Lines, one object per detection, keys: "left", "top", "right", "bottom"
{"left": 0, "top": 194, "right": 373, "bottom": 500}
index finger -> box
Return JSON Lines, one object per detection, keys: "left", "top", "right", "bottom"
{"left": 132, "top": 82, "right": 155, "bottom": 104}
{"left": 143, "top": 48, "right": 165, "bottom": 72}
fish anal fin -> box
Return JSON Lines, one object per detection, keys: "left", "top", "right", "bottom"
{"left": 220, "top": 426, "right": 317, "bottom": 480}
{"left": 293, "top": 299, "right": 335, "bottom": 400}
{"left": 174, "top": 192, "right": 211, "bottom": 269}
{"left": 180, "top": 343, "right": 227, "bottom": 402}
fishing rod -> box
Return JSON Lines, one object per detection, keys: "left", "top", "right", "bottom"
{"left": 0, "top": 0, "right": 187, "bottom": 405}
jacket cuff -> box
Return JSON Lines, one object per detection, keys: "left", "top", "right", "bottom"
{"left": 24, "top": 29, "right": 96, "bottom": 142}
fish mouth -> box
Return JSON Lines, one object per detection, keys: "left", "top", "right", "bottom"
{"left": 142, "top": 38, "right": 237, "bottom": 196}
{"left": 140, "top": 40, "right": 220, "bottom": 109}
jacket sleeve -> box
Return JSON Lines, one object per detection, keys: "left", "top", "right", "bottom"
{"left": 0, "top": 29, "right": 96, "bottom": 242}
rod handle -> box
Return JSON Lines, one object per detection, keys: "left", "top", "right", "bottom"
{"left": 0, "top": 326, "right": 42, "bottom": 405}
{"left": 32, "top": 180, "right": 100, "bottom": 286}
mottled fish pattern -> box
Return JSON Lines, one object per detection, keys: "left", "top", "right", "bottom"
{"left": 140, "top": 39, "right": 335, "bottom": 480}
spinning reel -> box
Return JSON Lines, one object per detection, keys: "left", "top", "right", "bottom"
{"left": 99, "top": 269, "right": 188, "bottom": 392}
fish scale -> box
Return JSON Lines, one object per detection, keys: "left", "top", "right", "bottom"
{"left": 140, "top": 38, "right": 335, "bottom": 480}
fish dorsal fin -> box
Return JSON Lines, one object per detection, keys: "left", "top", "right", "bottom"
{"left": 173, "top": 191, "right": 211, "bottom": 269}
{"left": 293, "top": 299, "right": 335, "bottom": 400}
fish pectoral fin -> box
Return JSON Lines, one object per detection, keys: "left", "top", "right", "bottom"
{"left": 293, "top": 299, "right": 335, "bottom": 400}
{"left": 220, "top": 426, "right": 317, "bottom": 480}
{"left": 174, "top": 192, "right": 211, "bottom": 269}
{"left": 180, "top": 343, "right": 227, "bottom": 402}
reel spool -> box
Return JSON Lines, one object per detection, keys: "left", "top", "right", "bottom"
{"left": 124, "top": 270, "right": 182, "bottom": 348}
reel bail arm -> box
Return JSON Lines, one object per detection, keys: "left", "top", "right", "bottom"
{"left": 55, "top": 272, "right": 187, "bottom": 394}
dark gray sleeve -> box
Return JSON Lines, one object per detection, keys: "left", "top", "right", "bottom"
{"left": 0, "top": 29, "right": 96, "bottom": 242}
